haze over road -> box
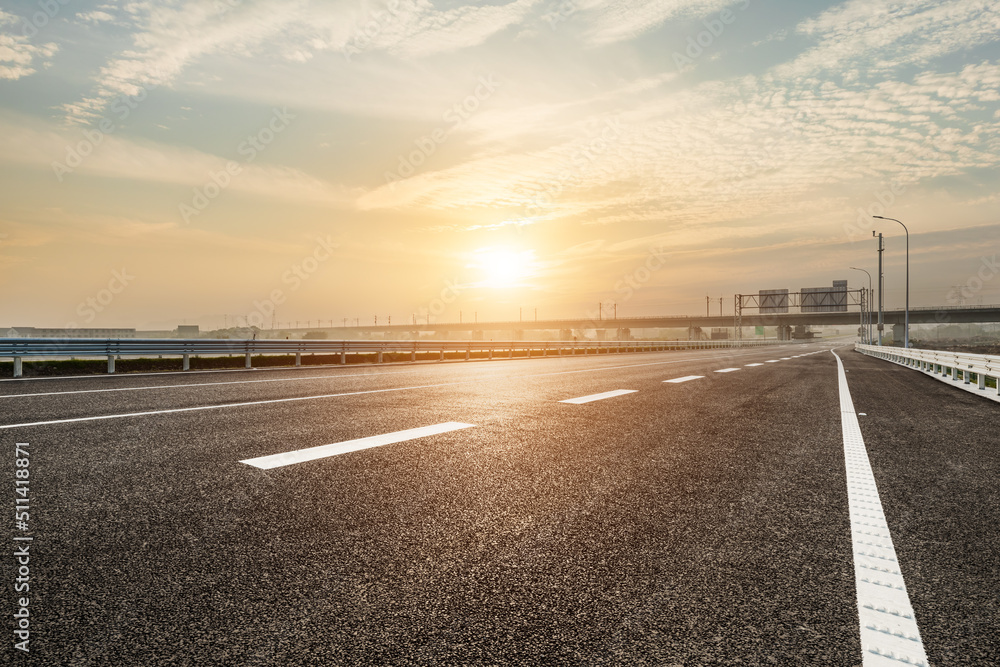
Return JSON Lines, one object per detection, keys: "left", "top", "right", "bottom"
{"left": 2, "top": 344, "right": 997, "bottom": 665}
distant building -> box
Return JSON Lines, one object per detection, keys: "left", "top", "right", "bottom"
{"left": 176, "top": 325, "right": 200, "bottom": 338}
{"left": 5, "top": 327, "right": 136, "bottom": 338}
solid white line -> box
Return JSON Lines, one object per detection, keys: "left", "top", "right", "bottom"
{"left": 714, "top": 368, "right": 740, "bottom": 373}
{"left": 745, "top": 363, "right": 764, "bottom": 367}
{"left": 765, "top": 360, "right": 781, "bottom": 363}
{"left": 832, "top": 351, "right": 928, "bottom": 666}
{"left": 664, "top": 375, "right": 704, "bottom": 383}
{"left": 0, "top": 352, "right": 776, "bottom": 429}
{"left": 0, "top": 370, "right": 421, "bottom": 399}
{"left": 240, "top": 422, "right": 475, "bottom": 469}
{"left": 559, "top": 389, "right": 637, "bottom": 404}
{"left": 0, "top": 381, "right": 472, "bottom": 430}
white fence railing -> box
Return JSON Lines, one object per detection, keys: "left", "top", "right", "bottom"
{"left": 855, "top": 343, "right": 1000, "bottom": 398}
{"left": 1, "top": 337, "right": 787, "bottom": 378}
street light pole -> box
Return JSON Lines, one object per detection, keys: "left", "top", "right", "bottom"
{"left": 873, "top": 215, "right": 909, "bottom": 348}
{"left": 849, "top": 267, "right": 873, "bottom": 344}
{"left": 873, "top": 232, "right": 884, "bottom": 346}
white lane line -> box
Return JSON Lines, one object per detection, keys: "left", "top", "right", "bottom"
{"left": 0, "top": 352, "right": 772, "bottom": 429}
{"left": 0, "top": 370, "right": 421, "bottom": 399}
{"left": 241, "top": 422, "right": 475, "bottom": 469}
{"left": 714, "top": 368, "right": 740, "bottom": 373}
{"left": 745, "top": 363, "right": 764, "bottom": 367}
{"left": 832, "top": 351, "right": 928, "bottom": 666}
{"left": 0, "top": 381, "right": 476, "bottom": 430}
{"left": 780, "top": 357, "right": 792, "bottom": 360}
{"left": 559, "top": 389, "right": 637, "bottom": 404}
{"left": 664, "top": 375, "right": 704, "bottom": 383}
{"left": 0, "top": 350, "right": 771, "bottom": 399}
{"left": 765, "top": 360, "right": 781, "bottom": 363}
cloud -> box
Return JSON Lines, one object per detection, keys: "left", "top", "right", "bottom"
{"left": 780, "top": 0, "right": 1000, "bottom": 79}
{"left": 60, "top": 0, "right": 541, "bottom": 125}
{"left": 0, "top": 113, "right": 358, "bottom": 208}
{"left": 0, "top": 10, "right": 58, "bottom": 81}
{"left": 579, "top": 0, "right": 739, "bottom": 46}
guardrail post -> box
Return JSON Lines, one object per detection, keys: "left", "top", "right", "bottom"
{"left": 978, "top": 373, "right": 986, "bottom": 390}
{"left": 183, "top": 354, "right": 190, "bottom": 371}
{"left": 951, "top": 366, "right": 958, "bottom": 381}
{"left": 340, "top": 346, "right": 346, "bottom": 365}
{"left": 489, "top": 347, "right": 493, "bottom": 360}
{"left": 245, "top": 353, "right": 252, "bottom": 369}
{"left": 439, "top": 348, "right": 445, "bottom": 362}
{"left": 377, "top": 347, "right": 384, "bottom": 363}
{"left": 465, "top": 344, "right": 470, "bottom": 361}
{"left": 107, "top": 356, "right": 115, "bottom": 374}
{"left": 509, "top": 344, "right": 513, "bottom": 359}
{"left": 13, "top": 357, "right": 22, "bottom": 378}
{"left": 411, "top": 345, "right": 416, "bottom": 363}
{"left": 295, "top": 352, "right": 301, "bottom": 367}
{"left": 964, "top": 368, "right": 971, "bottom": 385}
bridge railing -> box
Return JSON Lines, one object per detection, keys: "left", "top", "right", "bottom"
{"left": 855, "top": 343, "right": 1000, "bottom": 398}
{"left": 1, "top": 337, "right": 786, "bottom": 377}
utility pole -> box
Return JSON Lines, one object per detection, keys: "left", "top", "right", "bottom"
{"left": 614, "top": 303, "right": 617, "bottom": 320}
{"left": 874, "top": 231, "right": 884, "bottom": 345}
{"left": 719, "top": 297, "right": 723, "bottom": 316}
{"left": 706, "top": 296, "right": 710, "bottom": 317}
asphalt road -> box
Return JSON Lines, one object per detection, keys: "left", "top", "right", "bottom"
{"left": 1, "top": 343, "right": 996, "bottom": 665}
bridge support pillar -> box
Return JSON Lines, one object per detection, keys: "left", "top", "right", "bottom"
{"left": 107, "top": 356, "right": 116, "bottom": 374}
{"left": 13, "top": 357, "right": 22, "bottom": 378}
{"left": 183, "top": 354, "right": 190, "bottom": 371}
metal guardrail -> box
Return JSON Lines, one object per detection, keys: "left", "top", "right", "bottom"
{"left": 1, "top": 337, "right": 786, "bottom": 377}
{"left": 855, "top": 343, "right": 1000, "bottom": 397}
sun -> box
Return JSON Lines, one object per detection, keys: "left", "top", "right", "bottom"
{"left": 472, "top": 248, "right": 536, "bottom": 288}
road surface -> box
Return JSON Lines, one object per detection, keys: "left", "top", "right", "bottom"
{"left": 2, "top": 343, "right": 996, "bottom": 665}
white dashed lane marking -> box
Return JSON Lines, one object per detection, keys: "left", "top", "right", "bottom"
{"left": 240, "top": 422, "right": 475, "bottom": 469}
{"left": 663, "top": 376, "right": 704, "bottom": 384}
{"left": 745, "top": 363, "right": 764, "bottom": 367}
{"left": 714, "top": 368, "right": 740, "bottom": 373}
{"left": 559, "top": 389, "right": 637, "bottom": 404}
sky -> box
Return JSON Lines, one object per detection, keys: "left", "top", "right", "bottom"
{"left": 1, "top": 0, "right": 999, "bottom": 330}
